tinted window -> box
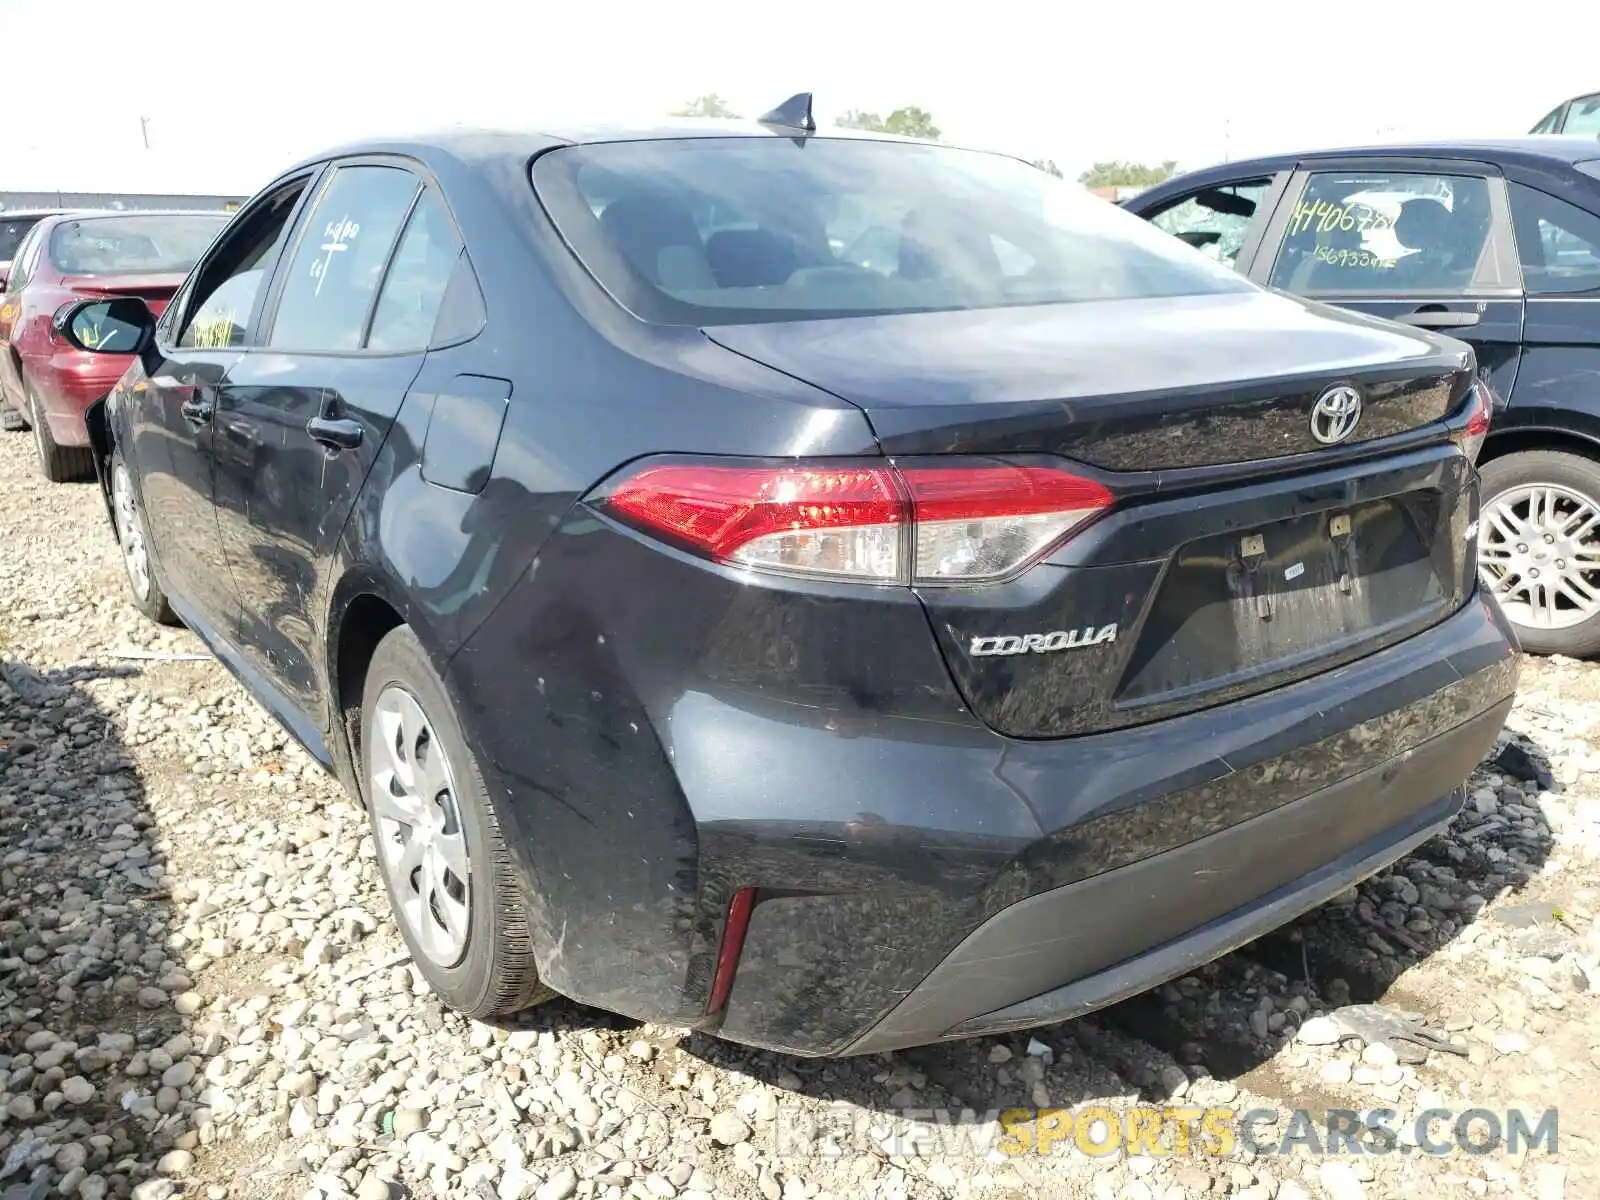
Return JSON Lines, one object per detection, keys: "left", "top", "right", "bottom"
{"left": 1149, "top": 180, "right": 1269, "bottom": 269}
{"left": 6, "top": 225, "right": 43, "bottom": 291}
{"left": 0, "top": 215, "right": 44, "bottom": 262}
{"left": 1530, "top": 106, "right": 1566, "bottom": 135}
{"left": 1565, "top": 95, "right": 1600, "bottom": 136}
{"left": 269, "top": 165, "right": 418, "bottom": 352}
{"left": 49, "top": 214, "right": 227, "bottom": 275}
{"left": 1269, "top": 172, "right": 1493, "bottom": 295}
{"left": 532, "top": 138, "right": 1249, "bottom": 326}
{"left": 177, "top": 178, "right": 309, "bottom": 349}
{"left": 1509, "top": 182, "right": 1600, "bottom": 294}
{"left": 367, "top": 187, "right": 461, "bottom": 352}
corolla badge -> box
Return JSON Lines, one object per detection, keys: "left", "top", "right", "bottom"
{"left": 1310, "top": 385, "right": 1363, "bottom": 445}
{"left": 969, "top": 625, "right": 1118, "bottom": 657}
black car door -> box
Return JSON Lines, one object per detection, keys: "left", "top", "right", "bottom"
{"left": 211, "top": 162, "right": 463, "bottom": 729}
{"left": 128, "top": 174, "right": 319, "bottom": 636}
{"left": 1247, "top": 158, "right": 1526, "bottom": 404}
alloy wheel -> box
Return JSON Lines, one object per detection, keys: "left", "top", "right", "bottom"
{"left": 370, "top": 684, "right": 472, "bottom": 965}
{"left": 112, "top": 464, "right": 152, "bottom": 601}
{"left": 1479, "top": 483, "right": 1600, "bottom": 631}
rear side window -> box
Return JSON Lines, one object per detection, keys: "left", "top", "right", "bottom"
{"left": 268, "top": 165, "right": 419, "bottom": 352}
{"left": 0, "top": 216, "right": 43, "bottom": 263}
{"left": 367, "top": 187, "right": 462, "bottom": 352}
{"left": 1148, "top": 180, "right": 1270, "bottom": 269}
{"left": 1269, "top": 171, "right": 1495, "bottom": 295}
{"left": 532, "top": 138, "right": 1249, "bottom": 326}
{"left": 1509, "top": 182, "right": 1600, "bottom": 294}
{"left": 5, "top": 224, "right": 44, "bottom": 291}
{"left": 49, "top": 214, "right": 227, "bottom": 275}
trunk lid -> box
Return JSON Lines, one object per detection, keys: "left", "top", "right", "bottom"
{"left": 704, "top": 290, "right": 1471, "bottom": 470}
{"left": 705, "top": 290, "right": 1481, "bottom": 739}
{"left": 63, "top": 272, "right": 186, "bottom": 316}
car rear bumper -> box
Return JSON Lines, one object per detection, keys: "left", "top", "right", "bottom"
{"left": 454, "top": 511, "right": 1519, "bottom": 1055}
{"left": 843, "top": 700, "right": 1501, "bottom": 1053}
{"left": 33, "top": 350, "right": 132, "bottom": 445}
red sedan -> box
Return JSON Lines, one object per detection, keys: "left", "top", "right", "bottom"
{"left": 0, "top": 210, "right": 228, "bottom": 479}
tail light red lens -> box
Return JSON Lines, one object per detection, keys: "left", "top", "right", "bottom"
{"left": 599, "top": 458, "right": 1113, "bottom": 585}
{"left": 1452, "top": 383, "right": 1492, "bottom": 464}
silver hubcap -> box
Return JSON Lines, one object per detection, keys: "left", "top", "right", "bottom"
{"left": 370, "top": 685, "right": 471, "bottom": 965}
{"left": 1480, "top": 483, "right": 1600, "bottom": 631}
{"left": 111, "top": 464, "right": 152, "bottom": 601}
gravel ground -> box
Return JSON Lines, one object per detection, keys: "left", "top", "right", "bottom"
{"left": 1, "top": 429, "right": 1597, "bottom": 1200}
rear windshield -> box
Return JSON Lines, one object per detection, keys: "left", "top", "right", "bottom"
{"left": 49, "top": 213, "right": 228, "bottom": 276}
{"left": 0, "top": 216, "right": 43, "bottom": 262}
{"left": 532, "top": 137, "right": 1251, "bottom": 325}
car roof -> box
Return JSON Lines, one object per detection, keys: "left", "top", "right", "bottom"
{"left": 1164, "top": 137, "right": 1600, "bottom": 184}
{"left": 42, "top": 208, "right": 233, "bottom": 219}
{"left": 0, "top": 208, "right": 69, "bottom": 220}
{"left": 280, "top": 120, "right": 951, "bottom": 175}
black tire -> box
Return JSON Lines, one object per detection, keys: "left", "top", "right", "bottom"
{"left": 109, "top": 448, "right": 179, "bottom": 626}
{"left": 359, "top": 625, "right": 554, "bottom": 1017}
{"left": 28, "top": 386, "right": 94, "bottom": 483}
{"left": 1479, "top": 448, "right": 1600, "bottom": 657}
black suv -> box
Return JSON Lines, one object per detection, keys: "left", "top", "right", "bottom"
{"left": 1128, "top": 137, "right": 1600, "bottom": 656}
{"left": 60, "top": 112, "right": 1518, "bottom": 1055}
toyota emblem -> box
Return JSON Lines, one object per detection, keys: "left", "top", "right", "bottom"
{"left": 1310, "top": 385, "right": 1363, "bottom": 445}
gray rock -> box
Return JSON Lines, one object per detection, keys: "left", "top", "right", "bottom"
{"left": 156, "top": 1150, "right": 195, "bottom": 1177}
{"left": 534, "top": 1168, "right": 577, "bottom": 1200}
{"left": 1296, "top": 1016, "right": 1342, "bottom": 1046}
{"left": 708, "top": 1112, "right": 751, "bottom": 1146}
{"left": 59, "top": 1076, "right": 95, "bottom": 1105}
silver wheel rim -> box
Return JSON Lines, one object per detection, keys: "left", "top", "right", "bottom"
{"left": 1479, "top": 482, "right": 1600, "bottom": 631}
{"left": 370, "top": 684, "right": 471, "bottom": 965}
{"left": 111, "top": 465, "right": 152, "bottom": 601}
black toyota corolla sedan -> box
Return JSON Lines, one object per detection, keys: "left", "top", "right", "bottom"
{"left": 60, "top": 100, "right": 1519, "bottom": 1056}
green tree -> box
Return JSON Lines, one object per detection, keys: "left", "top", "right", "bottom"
{"left": 1030, "top": 158, "right": 1064, "bottom": 178}
{"left": 672, "top": 93, "right": 739, "bottom": 119}
{"left": 1076, "top": 160, "right": 1177, "bottom": 189}
{"left": 836, "top": 106, "right": 941, "bottom": 140}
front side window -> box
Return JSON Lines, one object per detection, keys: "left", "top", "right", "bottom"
{"left": 177, "top": 178, "right": 309, "bottom": 349}
{"left": 367, "top": 187, "right": 462, "bottom": 352}
{"left": 49, "top": 214, "right": 228, "bottom": 276}
{"left": 1509, "top": 182, "right": 1600, "bottom": 294}
{"left": 532, "top": 138, "right": 1250, "bottom": 326}
{"left": 1564, "top": 95, "right": 1600, "bottom": 136}
{"left": 268, "top": 165, "right": 419, "bottom": 352}
{"left": 1269, "top": 171, "right": 1495, "bottom": 295}
{"left": 1149, "top": 180, "right": 1270, "bottom": 269}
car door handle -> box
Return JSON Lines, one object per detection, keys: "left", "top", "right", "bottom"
{"left": 1393, "top": 309, "right": 1480, "bottom": 329}
{"left": 306, "top": 416, "right": 364, "bottom": 452}
{"left": 179, "top": 396, "right": 214, "bottom": 424}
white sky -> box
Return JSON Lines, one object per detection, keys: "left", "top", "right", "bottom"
{"left": 3, "top": 0, "right": 1596, "bottom": 195}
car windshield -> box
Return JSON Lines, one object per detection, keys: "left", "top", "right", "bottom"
{"left": 48, "top": 213, "right": 228, "bottom": 276}
{"left": 532, "top": 137, "right": 1251, "bottom": 326}
{"left": 0, "top": 216, "right": 44, "bottom": 262}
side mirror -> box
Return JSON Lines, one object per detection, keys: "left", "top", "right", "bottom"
{"left": 53, "top": 297, "right": 156, "bottom": 355}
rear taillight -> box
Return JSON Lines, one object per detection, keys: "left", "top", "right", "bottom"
{"left": 599, "top": 458, "right": 1113, "bottom": 586}
{"left": 1452, "top": 383, "right": 1492, "bottom": 464}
